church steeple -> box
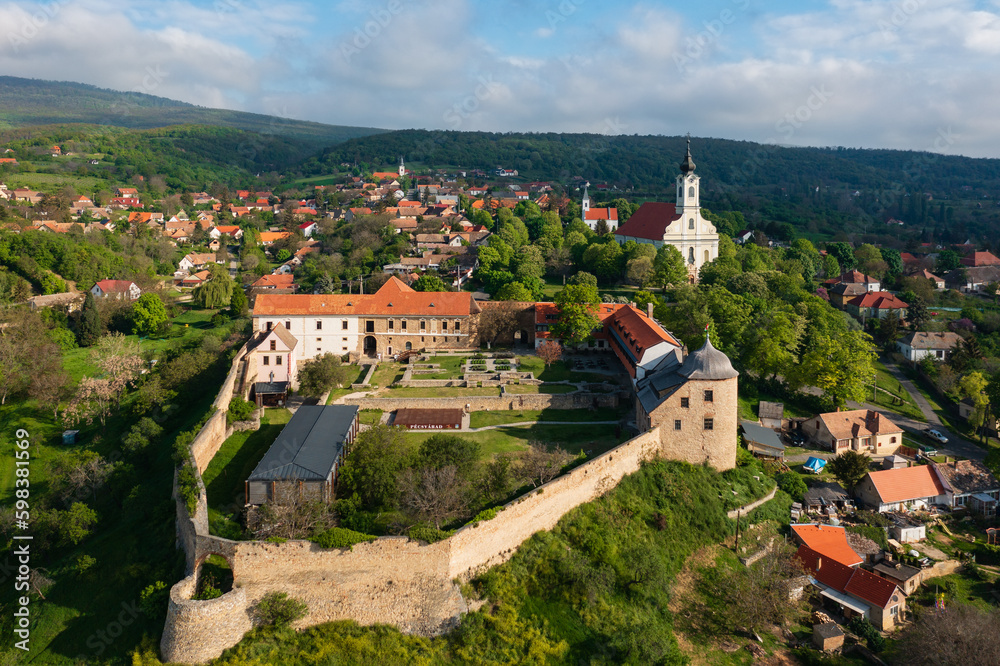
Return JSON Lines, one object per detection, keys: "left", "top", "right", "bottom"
{"left": 679, "top": 136, "right": 696, "bottom": 174}
{"left": 398, "top": 156, "right": 405, "bottom": 177}
{"left": 582, "top": 181, "right": 590, "bottom": 214}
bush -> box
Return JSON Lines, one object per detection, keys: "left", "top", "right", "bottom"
{"left": 311, "top": 527, "right": 377, "bottom": 550}
{"left": 139, "top": 581, "right": 170, "bottom": 617}
{"left": 408, "top": 526, "right": 454, "bottom": 544}
{"left": 227, "top": 396, "right": 256, "bottom": 424}
{"left": 254, "top": 592, "right": 308, "bottom": 627}
{"left": 848, "top": 616, "right": 885, "bottom": 653}
{"left": 775, "top": 472, "right": 808, "bottom": 501}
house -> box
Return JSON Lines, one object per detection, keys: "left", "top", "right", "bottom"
{"left": 613, "top": 142, "right": 718, "bottom": 278}
{"left": 813, "top": 623, "right": 845, "bottom": 652}
{"left": 176, "top": 270, "right": 210, "bottom": 288}
{"left": 802, "top": 482, "right": 853, "bottom": 513}
{"left": 28, "top": 292, "right": 84, "bottom": 312}
{"left": 245, "top": 405, "right": 359, "bottom": 504}
{"left": 251, "top": 274, "right": 296, "bottom": 291}
{"left": 248, "top": 323, "right": 299, "bottom": 394}
{"left": 251, "top": 276, "right": 481, "bottom": 361}
{"left": 741, "top": 420, "right": 786, "bottom": 459}
{"left": 179, "top": 252, "right": 222, "bottom": 273}
{"left": 90, "top": 279, "right": 141, "bottom": 301}
{"left": 791, "top": 524, "right": 863, "bottom": 567}
{"left": 797, "top": 545, "right": 906, "bottom": 630}
{"left": 299, "top": 221, "right": 318, "bottom": 237}
{"left": 580, "top": 184, "right": 619, "bottom": 232}
{"left": 115, "top": 187, "right": 138, "bottom": 197}
{"left": 259, "top": 232, "right": 291, "bottom": 245}
{"left": 871, "top": 560, "right": 923, "bottom": 595}
{"left": 801, "top": 409, "right": 903, "bottom": 456}
{"left": 211, "top": 225, "right": 243, "bottom": 241}
{"left": 758, "top": 401, "right": 784, "bottom": 429}
{"left": 888, "top": 514, "right": 926, "bottom": 543}
{"left": 854, "top": 465, "right": 948, "bottom": 512}
{"left": 932, "top": 460, "right": 1000, "bottom": 515}
{"left": 961, "top": 251, "right": 1000, "bottom": 267}
{"left": 897, "top": 331, "right": 963, "bottom": 363}
{"left": 826, "top": 269, "right": 881, "bottom": 292}
{"left": 845, "top": 292, "right": 908, "bottom": 320}
{"left": 947, "top": 265, "right": 1000, "bottom": 293}
{"left": 914, "top": 269, "right": 945, "bottom": 289}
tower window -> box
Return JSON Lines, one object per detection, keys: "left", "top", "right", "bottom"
{"left": 316, "top": 320, "right": 322, "bottom": 330}
{"left": 674, "top": 420, "right": 682, "bottom": 431}
{"left": 689, "top": 186, "right": 695, "bottom": 198}
{"left": 704, "top": 390, "right": 713, "bottom": 402}
{"left": 689, "top": 247, "right": 695, "bottom": 264}
{"left": 704, "top": 418, "right": 714, "bottom": 430}
{"left": 688, "top": 218, "right": 695, "bottom": 229}
{"left": 680, "top": 397, "right": 689, "bottom": 408}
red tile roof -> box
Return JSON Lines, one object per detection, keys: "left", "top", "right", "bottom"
{"left": 847, "top": 291, "right": 909, "bottom": 310}
{"left": 253, "top": 276, "right": 480, "bottom": 317}
{"left": 613, "top": 202, "right": 679, "bottom": 241}
{"left": 94, "top": 279, "right": 136, "bottom": 293}
{"left": 844, "top": 565, "right": 901, "bottom": 608}
{"left": 961, "top": 251, "right": 1000, "bottom": 267}
{"left": 584, "top": 207, "right": 619, "bottom": 221}
{"left": 791, "top": 524, "right": 863, "bottom": 567}
{"left": 252, "top": 274, "right": 295, "bottom": 289}
{"left": 798, "top": 545, "right": 899, "bottom": 608}
{"left": 837, "top": 270, "right": 878, "bottom": 284}
{"left": 865, "top": 465, "right": 946, "bottom": 504}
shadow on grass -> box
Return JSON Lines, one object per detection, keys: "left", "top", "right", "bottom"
{"left": 204, "top": 424, "right": 285, "bottom": 517}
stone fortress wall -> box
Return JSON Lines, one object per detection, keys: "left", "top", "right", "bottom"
{"left": 160, "top": 345, "right": 732, "bottom": 663}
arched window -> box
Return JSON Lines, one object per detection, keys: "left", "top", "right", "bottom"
{"left": 688, "top": 218, "right": 695, "bottom": 229}
{"left": 688, "top": 186, "right": 695, "bottom": 198}
{"left": 704, "top": 249, "right": 710, "bottom": 263}
{"left": 688, "top": 247, "right": 695, "bottom": 264}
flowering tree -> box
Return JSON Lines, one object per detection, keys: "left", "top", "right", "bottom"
{"left": 537, "top": 340, "right": 563, "bottom": 367}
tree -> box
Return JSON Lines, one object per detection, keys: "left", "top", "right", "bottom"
{"left": 957, "top": 371, "right": 989, "bottom": 441}
{"left": 791, "top": 331, "right": 877, "bottom": 409}
{"left": 520, "top": 443, "right": 571, "bottom": 487}
{"left": 827, "top": 451, "right": 872, "bottom": 491}
{"left": 894, "top": 603, "right": 1000, "bottom": 665}
{"left": 77, "top": 291, "right": 102, "bottom": 346}
{"left": 477, "top": 301, "right": 522, "bottom": 347}
{"left": 826, "top": 242, "right": 856, "bottom": 271}
{"left": 906, "top": 294, "right": 929, "bottom": 330}
{"left": 653, "top": 245, "right": 687, "bottom": 290}
{"left": 397, "top": 466, "right": 468, "bottom": 529}
{"left": 551, "top": 283, "right": 601, "bottom": 346}
{"left": 337, "top": 425, "right": 409, "bottom": 511}
{"left": 229, "top": 285, "right": 248, "bottom": 318}
{"left": 418, "top": 434, "right": 480, "bottom": 477}
{"left": 717, "top": 543, "right": 809, "bottom": 635}
{"left": 131, "top": 293, "right": 168, "bottom": 336}
{"left": 412, "top": 274, "right": 449, "bottom": 292}
{"left": 775, "top": 472, "right": 808, "bottom": 501}
{"left": 936, "top": 249, "right": 962, "bottom": 273}
{"left": 296, "top": 353, "right": 351, "bottom": 396}
{"left": 92, "top": 333, "right": 144, "bottom": 408}
{"left": 537, "top": 340, "right": 563, "bottom": 367}
{"left": 625, "top": 257, "right": 654, "bottom": 287}
{"left": 494, "top": 282, "right": 533, "bottom": 301}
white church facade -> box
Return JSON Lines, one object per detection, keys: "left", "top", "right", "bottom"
{"left": 613, "top": 140, "right": 719, "bottom": 279}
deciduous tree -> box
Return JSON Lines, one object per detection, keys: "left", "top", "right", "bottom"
{"left": 397, "top": 465, "right": 468, "bottom": 529}
{"left": 551, "top": 284, "right": 601, "bottom": 346}
{"left": 827, "top": 450, "right": 872, "bottom": 491}
{"left": 537, "top": 340, "right": 563, "bottom": 367}
{"left": 296, "top": 353, "right": 351, "bottom": 396}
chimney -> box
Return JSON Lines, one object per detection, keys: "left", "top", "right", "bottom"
{"left": 647, "top": 302, "right": 654, "bottom": 319}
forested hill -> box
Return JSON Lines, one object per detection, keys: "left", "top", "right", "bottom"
{"left": 0, "top": 76, "right": 387, "bottom": 147}
{"left": 304, "top": 129, "right": 1000, "bottom": 199}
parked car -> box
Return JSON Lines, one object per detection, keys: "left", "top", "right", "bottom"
{"left": 926, "top": 428, "right": 949, "bottom": 444}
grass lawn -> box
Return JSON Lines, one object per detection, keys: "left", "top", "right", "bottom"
{"left": 203, "top": 411, "right": 292, "bottom": 537}
{"left": 370, "top": 362, "right": 404, "bottom": 386}
{"left": 325, "top": 366, "right": 370, "bottom": 403}
{"left": 517, "top": 355, "right": 616, "bottom": 383}
{"left": 504, "top": 384, "right": 578, "bottom": 394}
{"left": 359, "top": 409, "right": 383, "bottom": 426}
{"left": 5, "top": 171, "right": 109, "bottom": 191}
{"left": 871, "top": 360, "right": 925, "bottom": 421}
{"left": 421, "top": 355, "right": 468, "bottom": 379}
{"left": 469, "top": 407, "right": 626, "bottom": 428}
{"left": 403, "top": 422, "right": 628, "bottom": 457}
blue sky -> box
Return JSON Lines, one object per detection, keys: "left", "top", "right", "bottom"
{"left": 3, "top": 0, "right": 1000, "bottom": 157}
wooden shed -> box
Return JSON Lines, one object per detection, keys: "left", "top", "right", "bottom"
{"left": 393, "top": 408, "right": 464, "bottom": 430}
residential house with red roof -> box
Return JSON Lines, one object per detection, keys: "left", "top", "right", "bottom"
{"left": 845, "top": 292, "right": 908, "bottom": 320}
{"left": 796, "top": 546, "right": 906, "bottom": 630}
{"left": 961, "top": 251, "right": 1000, "bottom": 267}
{"left": 91, "top": 279, "right": 141, "bottom": 301}
{"left": 252, "top": 276, "right": 481, "bottom": 361}
{"left": 581, "top": 183, "right": 619, "bottom": 232}
{"left": 854, "top": 465, "right": 948, "bottom": 512}
{"left": 801, "top": 409, "right": 903, "bottom": 456}
{"left": 791, "top": 524, "right": 863, "bottom": 567}
{"left": 210, "top": 225, "right": 243, "bottom": 241}
{"left": 613, "top": 141, "right": 718, "bottom": 279}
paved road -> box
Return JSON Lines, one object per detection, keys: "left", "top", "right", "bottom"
{"left": 871, "top": 361, "right": 985, "bottom": 462}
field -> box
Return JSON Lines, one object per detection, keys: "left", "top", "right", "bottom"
{"left": 4, "top": 171, "right": 109, "bottom": 192}
{"left": 403, "top": 422, "right": 629, "bottom": 458}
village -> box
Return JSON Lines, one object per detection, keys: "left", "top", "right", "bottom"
{"left": 3, "top": 140, "right": 1000, "bottom": 665}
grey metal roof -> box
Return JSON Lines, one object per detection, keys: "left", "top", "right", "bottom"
{"left": 803, "top": 481, "right": 849, "bottom": 506}
{"left": 248, "top": 405, "right": 358, "bottom": 482}
{"left": 740, "top": 421, "right": 785, "bottom": 451}
{"left": 679, "top": 336, "right": 739, "bottom": 380}
{"left": 254, "top": 381, "right": 289, "bottom": 395}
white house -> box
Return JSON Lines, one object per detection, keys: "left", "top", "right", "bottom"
{"left": 897, "top": 331, "right": 964, "bottom": 363}
{"left": 298, "top": 221, "right": 318, "bottom": 237}
{"left": 91, "top": 279, "right": 141, "bottom": 301}
{"left": 613, "top": 140, "right": 718, "bottom": 279}
{"left": 179, "top": 252, "right": 222, "bottom": 273}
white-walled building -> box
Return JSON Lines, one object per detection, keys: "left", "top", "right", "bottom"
{"left": 581, "top": 184, "right": 619, "bottom": 232}
{"left": 613, "top": 140, "right": 719, "bottom": 279}
{"left": 897, "top": 331, "right": 963, "bottom": 363}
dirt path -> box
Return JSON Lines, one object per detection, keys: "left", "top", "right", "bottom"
{"left": 668, "top": 544, "right": 726, "bottom": 665}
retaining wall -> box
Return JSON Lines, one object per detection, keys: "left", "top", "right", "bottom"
{"left": 343, "top": 392, "right": 621, "bottom": 412}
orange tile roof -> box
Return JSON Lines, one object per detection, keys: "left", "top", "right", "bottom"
{"left": 252, "top": 274, "right": 295, "bottom": 288}
{"left": 259, "top": 232, "right": 291, "bottom": 243}
{"left": 791, "top": 524, "right": 863, "bottom": 567}
{"left": 215, "top": 225, "right": 241, "bottom": 234}
{"left": 253, "top": 275, "right": 480, "bottom": 317}
{"left": 847, "top": 291, "right": 909, "bottom": 309}
{"left": 797, "top": 545, "right": 900, "bottom": 609}
{"left": 584, "top": 207, "right": 618, "bottom": 221}
{"left": 818, "top": 409, "right": 901, "bottom": 441}
{"left": 865, "top": 465, "right": 946, "bottom": 504}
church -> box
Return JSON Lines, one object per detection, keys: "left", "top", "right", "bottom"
{"left": 613, "top": 140, "right": 719, "bottom": 279}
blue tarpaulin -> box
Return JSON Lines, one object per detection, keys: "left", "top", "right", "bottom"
{"left": 804, "top": 457, "right": 827, "bottom": 473}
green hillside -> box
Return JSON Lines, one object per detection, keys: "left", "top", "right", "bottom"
{"left": 0, "top": 76, "right": 387, "bottom": 148}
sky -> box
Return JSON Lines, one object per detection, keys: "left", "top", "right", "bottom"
{"left": 2, "top": 0, "right": 1000, "bottom": 157}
